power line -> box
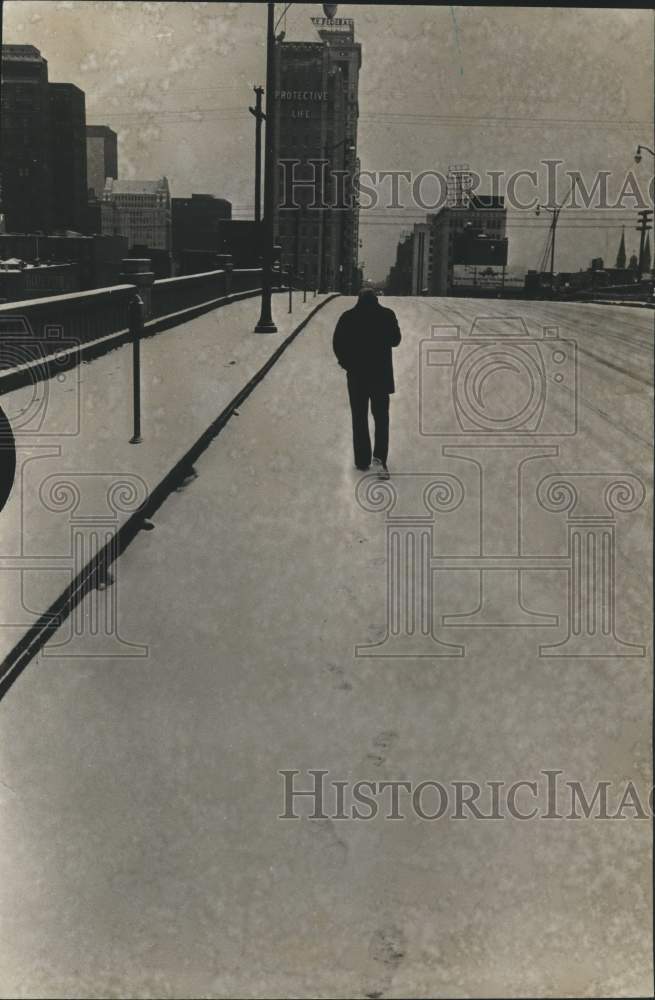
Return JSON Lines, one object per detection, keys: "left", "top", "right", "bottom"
{"left": 78, "top": 105, "right": 652, "bottom": 132}
{"left": 361, "top": 110, "right": 651, "bottom": 127}
{"left": 82, "top": 103, "right": 653, "bottom": 127}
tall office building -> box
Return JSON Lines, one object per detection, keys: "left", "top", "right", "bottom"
{"left": 273, "top": 14, "right": 361, "bottom": 292}
{"left": 86, "top": 125, "right": 118, "bottom": 200}
{"left": 0, "top": 45, "right": 53, "bottom": 233}
{"left": 1, "top": 45, "right": 90, "bottom": 235}
{"left": 101, "top": 177, "right": 171, "bottom": 251}
{"left": 49, "top": 83, "right": 87, "bottom": 232}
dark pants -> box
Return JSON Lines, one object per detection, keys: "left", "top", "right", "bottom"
{"left": 347, "top": 374, "right": 390, "bottom": 468}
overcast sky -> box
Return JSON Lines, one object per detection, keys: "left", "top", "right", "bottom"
{"left": 3, "top": 2, "right": 653, "bottom": 280}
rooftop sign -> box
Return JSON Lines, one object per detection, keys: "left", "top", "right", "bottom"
{"left": 312, "top": 17, "right": 355, "bottom": 35}
{"left": 311, "top": 16, "right": 353, "bottom": 27}
{"left": 311, "top": 16, "right": 355, "bottom": 37}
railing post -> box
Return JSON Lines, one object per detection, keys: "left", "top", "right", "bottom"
{"left": 128, "top": 293, "right": 144, "bottom": 444}
{"left": 120, "top": 258, "right": 155, "bottom": 320}
{"left": 216, "top": 254, "right": 233, "bottom": 297}
{"left": 120, "top": 258, "right": 154, "bottom": 444}
{"left": 288, "top": 266, "right": 293, "bottom": 314}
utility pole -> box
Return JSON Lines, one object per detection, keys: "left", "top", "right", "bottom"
{"left": 254, "top": 2, "right": 277, "bottom": 333}
{"left": 536, "top": 188, "right": 572, "bottom": 299}
{"left": 549, "top": 207, "right": 560, "bottom": 298}
{"left": 636, "top": 209, "right": 653, "bottom": 277}
{"left": 249, "top": 85, "right": 264, "bottom": 224}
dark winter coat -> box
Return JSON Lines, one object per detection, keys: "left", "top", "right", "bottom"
{"left": 332, "top": 297, "right": 402, "bottom": 394}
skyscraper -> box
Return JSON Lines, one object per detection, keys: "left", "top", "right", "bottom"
{"left": 273, "top": 14, "right": 361, "bottom": 293}
{"left": 49, "top": 83, "right": 87, "bottom": 232}
{"left": 0, "top": 45, "right": 53, "bottom": 233}
{"left": 1, "top": 45, "right": 89, "bottom": 235}
{"left": 86, "top": 125, "right": 118, "bottom": 200}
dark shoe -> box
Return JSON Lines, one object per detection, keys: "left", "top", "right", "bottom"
{"left": 372, "top": 457, "right": 390, "bottom": 480}
{"left": 355, "top": 463, "right": 370, "bottom": 471}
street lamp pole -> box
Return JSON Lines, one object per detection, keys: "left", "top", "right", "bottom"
{"left": 249, "top": 85, "right": 264, "bottom": 225}
{"left": 254, "top": 1, "right": 278, "bottom": 333}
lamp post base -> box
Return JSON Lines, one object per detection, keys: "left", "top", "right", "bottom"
{"left": 254, "top": 320, "right": 278, "bottom": 333}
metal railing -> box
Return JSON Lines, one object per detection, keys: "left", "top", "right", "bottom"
{"left": 0, "top": 283, "right": 134, "bottom": 367}
{"left": 0, "top": 266, "right": 265, "bottom": 368}
{"left": 0, "top": 262, "right": 326, "bottom": 445}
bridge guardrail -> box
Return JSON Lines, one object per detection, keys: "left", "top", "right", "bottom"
{"left": 0, "top": 267, "right": 266, "bottom": 373}
{"left": 0, "top": 283, "right": 134, "bottom": 370}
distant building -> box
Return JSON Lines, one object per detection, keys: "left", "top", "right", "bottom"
{"left": 411, "top": 221, "right": 433, "bottom": 295}
{"left": 101, "top": 177, "right": 171, "bottom": 250}
{"left": 386, "top": 232, "right": 414, "bottom": 294}
{"left": 0, "top": 232, "right": 128, "bottom": 289}
{"left": 273, "top": 15, "right": 361, "bottom": 293}
{"left": 171, "top": 193, "right": 232, "bottom": 256}
{"left": 215, "top": 220, "right": 272, "bottom": 268}
{"left": 0, "top": 45, "right": 53, "bottom": 233}
{"left": 178, "top": 222, "right": 279, "bottom": 276}
{"left": 1, "top": 45, "right": 93, "bottom": 235}
{"left": 49, "top": 83, "right": 87, "bottom": 232}
{"left": 86, "top": 125, "right": 118, "bottom": 200}
{"left": 428, "top": 195, "right": 507, "bottom": 295}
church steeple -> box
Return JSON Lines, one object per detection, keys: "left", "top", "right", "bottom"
{"left": 615, "top": 227, "right": 626, "bottom": 269}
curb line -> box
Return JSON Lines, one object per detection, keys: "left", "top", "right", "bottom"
{"left": 0, "top": 293, "right": 341, "bottom": 701}
{"left": 0, "top": 287, "right": 298, "bottom": 398}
